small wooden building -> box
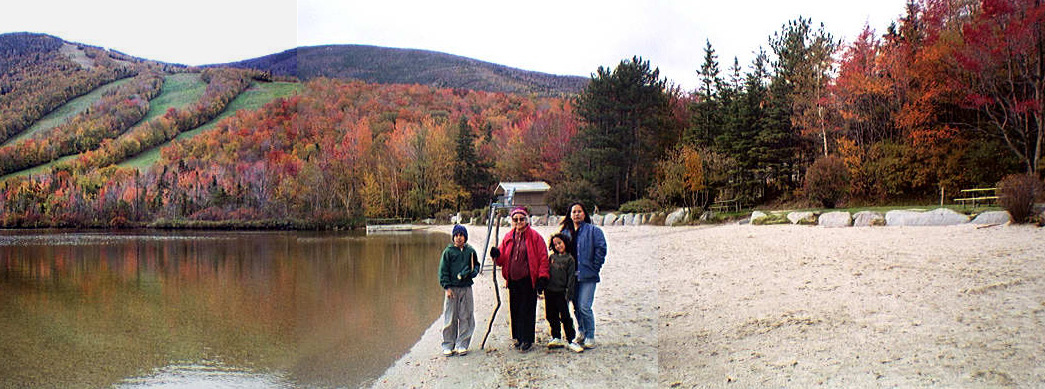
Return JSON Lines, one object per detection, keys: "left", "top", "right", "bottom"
{"left": 495, "top": 181, "right": 551, "bottom": 215}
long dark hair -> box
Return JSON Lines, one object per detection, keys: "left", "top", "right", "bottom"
{"left": 558, "top": 202, "right": 590, "bottom": 255}
{"left": 549, "top": 233, "right": 571, "bottom": 254}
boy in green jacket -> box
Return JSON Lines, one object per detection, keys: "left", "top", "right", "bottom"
{"left": 439, "top": 224, "right": 479, "bottom": 356}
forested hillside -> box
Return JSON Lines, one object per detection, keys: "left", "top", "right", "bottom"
{"left": 214, "top": 45, "right": 589, "bottom": 96}
{"left": 2, "top": 0, "right": 1044, "bottom": 228}
{"left": 0, "top": 79, "right": 576, "bottom": 227}
{"left": 0, "top": 33, "right": 140, "bottom": 144}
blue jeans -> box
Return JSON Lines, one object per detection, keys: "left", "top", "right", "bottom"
{"left": 572, "top": 281, "right": 597, "bottom": 340}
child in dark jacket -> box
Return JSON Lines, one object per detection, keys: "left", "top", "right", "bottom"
{"left": 545, "top": 233, "right": 584, "bottom": 353}
{"left": 439, "top": 225, "right": 479, "bottom": 356}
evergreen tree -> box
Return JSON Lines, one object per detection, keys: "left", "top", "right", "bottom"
{"left": 763, "top": 17, "right": 837, "bottom": 201}
{"left": 452, "top": 117, "right": 494, "bottom": 210}
{"left": 718, "top": 51, "right": 774, "bottom": 203}
{"left": 687, "top": 40, "right": 725, "bottom": 146}
{"left": 570, "top": 56, "right": 679, "bottom": 208}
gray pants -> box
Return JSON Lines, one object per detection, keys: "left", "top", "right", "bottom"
{"left": 442, "top": 286, "right": 474, "bottom": 351}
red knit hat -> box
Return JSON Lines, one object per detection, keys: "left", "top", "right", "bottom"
{"left": 510, "top": 207, "right": 529, "bottom": 217}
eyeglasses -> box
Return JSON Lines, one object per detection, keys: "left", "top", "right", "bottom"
{"left": 512, "top": 217, "right": 527, "bottom": 222}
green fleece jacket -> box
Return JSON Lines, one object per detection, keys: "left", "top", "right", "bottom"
{"left": 439, "top": 243, "right": 479, "bottom": 289}
{"left": 547, "top": 252, "right": 576, "bottom": 297}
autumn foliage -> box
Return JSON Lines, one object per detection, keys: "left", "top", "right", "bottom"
{"left": 4, "top": 0, "right": 1045, "bottom": 228}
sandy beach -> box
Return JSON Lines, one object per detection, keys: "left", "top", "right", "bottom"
{"left": 370, "top": 223, "right": 1045, "bottom": 388}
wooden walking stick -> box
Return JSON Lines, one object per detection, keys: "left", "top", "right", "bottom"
{"left": 480, "top": 203, "right": 502, "bottom": 350}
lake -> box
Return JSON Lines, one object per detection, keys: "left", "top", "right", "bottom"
{"left": 0, "top": 229, "right": 448, "bottom": 388}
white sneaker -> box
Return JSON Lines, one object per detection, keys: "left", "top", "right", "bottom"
{"left": 547, "top": 338, "right": 566, "bottom": 349}
{"left": 582, "top": 338, "right": 596, "bottom": 349}
{"left": 567, "top": 342, "right": 585, "bottom": 353}
{"left": 453, "top": 348, "right": 468, "bottom": 356}
{"left": 573, "top": 334, "right": 585, "bottom": 345}
{"left": 442, "top": 349, "right": 454, "bottom": 357}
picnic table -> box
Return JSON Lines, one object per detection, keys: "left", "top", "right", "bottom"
{"left": 953, "top": 187, "right": 999, "bottom": 207}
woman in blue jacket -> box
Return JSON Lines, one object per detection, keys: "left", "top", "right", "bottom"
{"left": 558, "top": 202, "right": 606, "bottom": 349}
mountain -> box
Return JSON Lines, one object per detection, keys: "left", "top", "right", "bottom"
{"left": 211, "top": 45, "right": 589, "bottom": 96}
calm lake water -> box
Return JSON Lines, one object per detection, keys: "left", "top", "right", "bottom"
{"left": 0, "top": 229, "right": 448, "bottom": 388}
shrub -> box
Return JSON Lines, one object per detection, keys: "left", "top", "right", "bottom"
{"left": 434, "top": 209, "right": 455, "bottom": 224}
{"left": 804, "top": 155, "right": 850, "bottom": 209}
{"left": 473, "top": 208, "right": 489, "bottom": 224}
{"left": 998, "top": 174, "right": 1044, "bottom": 224}
{"left": 619, "top": 198, "right": 658, "bottom": 213}
{"left": 547, "top": 180, "right": 602, "bottom": 215}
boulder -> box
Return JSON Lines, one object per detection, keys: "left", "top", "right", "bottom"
{"left": 666, "top": 208, "right": 689, "bottom": 226}
{"left": 787, "top": 211, "right": 818, "bottom": 225}
{"left": 852, "top": 211, "right": 885, "bottom": 227}
{"left": 592, "top": 214, "right": 605, "bottom": 226}
{"left": 886, "top": 208, "right": 970, "bottom": 226}
{"left": 604, "top": 213, "right": 618, "bottom": 226}
{"left": 750, "top": 211, "right": 768, "bottom": 224}
{"left": 970, "top": 211, "right": 1011, "bottom": 225}
{"left": 818, "top": 211, "right": 852, "bottom": 227}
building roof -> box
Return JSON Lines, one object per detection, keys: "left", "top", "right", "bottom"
{"left": 495, "top": 181, "right": 551, "bottom": 194}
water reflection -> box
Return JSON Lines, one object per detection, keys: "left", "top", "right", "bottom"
{"left": 0, "top": 229, "right": 447, "bottom": 388}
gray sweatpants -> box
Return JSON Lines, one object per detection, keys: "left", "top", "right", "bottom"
{"left": 441, "top": 286, "right": 475, "bottom": 351}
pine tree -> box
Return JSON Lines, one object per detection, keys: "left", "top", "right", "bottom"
{"left": 687, "top": 40, "right": 725, "bottom": 146}
{"left": 452, "top": 117, "right": 494, "bottom": 210}
{"left": 570, "top": 56, "right": 680, "bottom": 208}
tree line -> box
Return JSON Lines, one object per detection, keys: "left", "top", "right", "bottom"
{"left": 0, "top": 0, "right": 1042, "bottom": 228}
{"left": 567, "top": 0, "right": 1042, "bottom": 212}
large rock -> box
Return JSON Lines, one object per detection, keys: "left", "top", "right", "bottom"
{"left": 604, "top": 213, "right": 618, "bottom": 226}
{"left": 818, "top": 211, "right": 852, "bottom": 227}
{"left": 666, "top": 208, "right": 689, "bottom": 226}
{"left": 631, "top": 214, "right": 644, "bottom": 226}
{"left": 787, "top": 211, "right": 818, "bottom": 225}
{"left": 750, "top": 211, "right": 768, "bottom": 224}
{"left": 886, "top": 208, "right": 970, "bottom": 226}
{"left": 592, "top": 214, "right": 605, "bottom": 226}
{"left": 970, "top": 211, "right": 1011, "bottom": 225}
{"left": 620, "top": 213, "right": 632, "bottom": 226}
{"left": 852, "top": 211, "right": 885, "bottom": 227}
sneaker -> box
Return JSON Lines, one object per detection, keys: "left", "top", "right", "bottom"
{"left": 442, "top": 349, "right": 454, "bottom": 357}
{"left": 519, "top": 342, "right": 533, "bottom": 352}
{"left": 547, "top": 338, "right": 566, "bottom": 349}
{"left": 582, "top": 338, "right": 596, "bottom": 349}
{"left": 573, "top": 334, "right": 585, "bottom": 345}
{"left": 453, "top": 348, "right": 468, "bottom": 356}
{"left": 512, "top": 340, "right": 521, "bottom": 349}
{"left": 567, "top": 342, "right": 585, "bottom": 353}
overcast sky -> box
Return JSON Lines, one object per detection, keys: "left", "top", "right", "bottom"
{"left": 4, "top": 0, "right": 908, "bottom": 91}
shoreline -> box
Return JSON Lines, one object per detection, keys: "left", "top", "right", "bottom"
{"left": 371, "top": 223, "right": 1045, "bottom": 388}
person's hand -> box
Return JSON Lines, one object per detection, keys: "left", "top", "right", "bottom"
{"left": 489, "top": 247, "right": 500, "bottom": 258}
{"left": 457, "top": 269, "right": 472, "bottom": 280}
{"left": 536, "top": 277, "right": 548, "bottom": 294}
{"left": 445, "top": 288, "right": 453, "bottom": 298}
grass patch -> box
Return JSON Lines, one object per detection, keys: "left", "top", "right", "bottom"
{"left": 140, "top": 73, "right": 206, "bottom": 122}
{"left": 120, "top": 82, "right": 301, "bottom": 170}
{"left": 1, "top": 74, "right": 206, "bottom": 180}
{"left": 3, "top": 77, "right": 136, "bottom": 146}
